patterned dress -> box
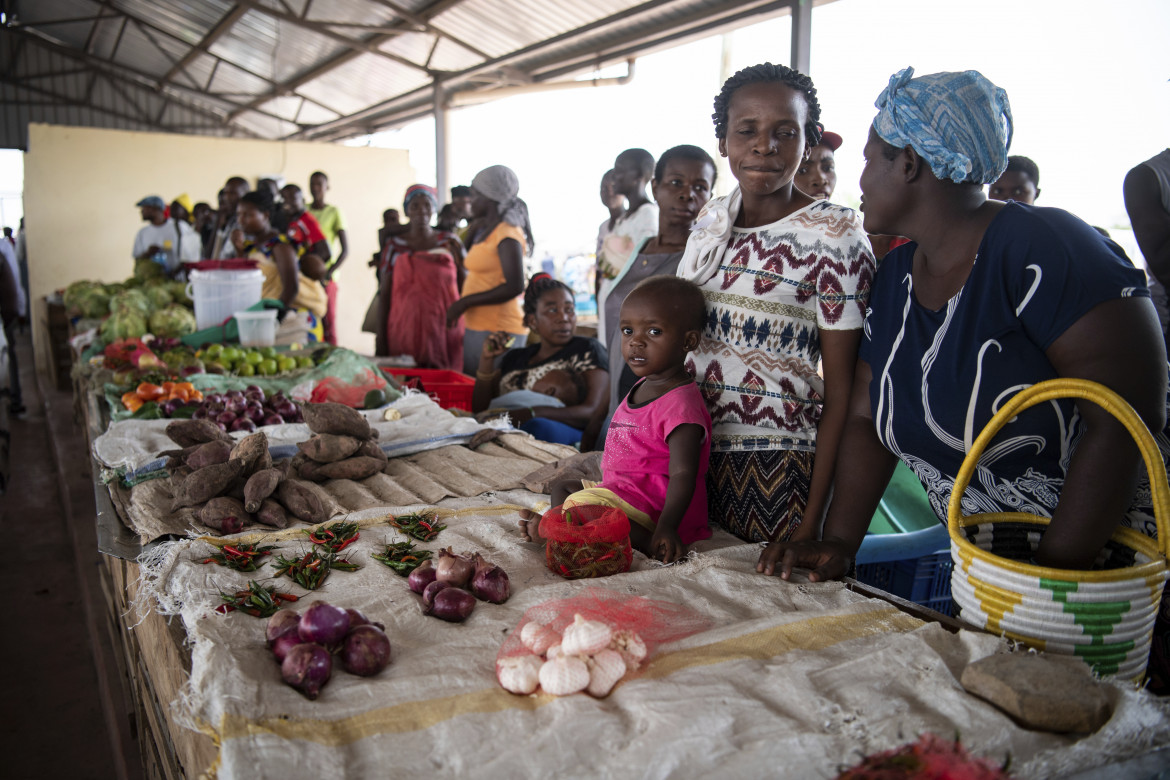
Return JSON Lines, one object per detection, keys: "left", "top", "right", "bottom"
{"left": 688, "top": 200, "right": 874, "bottom": 542}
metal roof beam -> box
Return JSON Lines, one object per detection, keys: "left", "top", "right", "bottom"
{"left": 8, "top": 14, "right": 109, "bottom": 29}
{"left": 159, "top": 4, "right": 248, "bottom": 89}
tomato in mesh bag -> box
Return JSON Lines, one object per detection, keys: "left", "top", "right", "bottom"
{"left": 308, "top": 368, "right": 390, "bottom": 408}
{"left": 539, "top": 504, "right": 631, "bottom": 579}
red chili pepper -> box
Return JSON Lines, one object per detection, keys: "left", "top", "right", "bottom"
{"left": 223, "top": 545, "right": 245, "bottom": 557}
{"left": 202, "top": 558, "right": 216, "bottom": 564}
{"left": 276, "top": 593, "right": 299, "bottom": 602}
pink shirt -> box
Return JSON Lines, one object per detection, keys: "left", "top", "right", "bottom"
{"left": 600, "top": 381, "right": 712, "bottom": 544}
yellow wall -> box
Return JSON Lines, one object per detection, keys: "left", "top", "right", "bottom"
{"left": 24, "top": 123, "right": 415, "bottom": 373}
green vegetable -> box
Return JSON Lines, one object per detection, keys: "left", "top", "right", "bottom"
{"left": 364, "top": 388, "right": 388, "bottom": 409}
{"left": 134, "top": 257, "right": 168, "bottom": 283}
{"left": 167, "top": 280, "right": 192, "bottom": 307}
{"left": 100, "top": 308, "right": 148, "bottom": 341}
{"left": 148, "top": 304, "right": 197, "bottom": 338}
{"left": 109, "top": 288, "right": 153, "bottom": 317}
{"left": 143, "top": 283, "right": 174, "bottom": 310}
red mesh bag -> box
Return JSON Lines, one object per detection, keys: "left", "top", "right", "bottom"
{"left": 539, "top": 504, "right": 631, "bottom": 579}
{"left": 308, "top": 368, "right": 390, "bottom": 407}
{"left": 496, "top": 587, "right": 712, "bottom": 668}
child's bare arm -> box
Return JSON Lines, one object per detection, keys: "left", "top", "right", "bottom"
{"left": 549, "top": 477, "right": 584, "bottom": 508}
{"left": 651, "top": 424, "right": 704, "bottom": 563}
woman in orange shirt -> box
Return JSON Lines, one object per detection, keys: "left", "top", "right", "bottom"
{"left": 445, "top": 165, "right": 535, "bottom": 374}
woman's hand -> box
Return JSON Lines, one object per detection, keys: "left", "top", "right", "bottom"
{"left": 756, "top": 538, "right": 854, "bottom": 581}
{"left": 446, "top": 298, "right": 466, "bottom": 327}
{"left": 481, "top": 331, "right": 514, "bottom": 361}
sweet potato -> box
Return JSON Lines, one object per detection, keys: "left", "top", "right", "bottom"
{"left": 229, "top": 430, "right": 271, "bottom": 476}
{"left": 296, "top": 459, "right": 327, "bottom": 482}
{"left": 166, "top": 419, "right": 232, "bottom": 448}
{"left": 301, "top": 402, "right": 372, "bottom": 439}
{"left": 275, "top": 478, "right": 330, "bottom": 524}
{"left": 186, "top": 440, "right": 234, "bottom": 471}
{"left": 298, "top": 433, "right": 362, "bottom": 463}
{"left": 256, "top": 498, "right": 290, "bottom": 529}
{"left": 171, "top": 460, "right": 243, "bottom": 509}
{"left": 243, "top": 468, "right": 283, "bottom": 514}
{"left": 199, "top": 496, "right": 250, "bottom": 534}
{"left": 356, "top": 439, "right": 388, "bottom": 463}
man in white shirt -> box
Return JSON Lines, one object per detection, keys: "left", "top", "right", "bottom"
{"left": 132, "top": 195, "right": 199, "bottom": 275}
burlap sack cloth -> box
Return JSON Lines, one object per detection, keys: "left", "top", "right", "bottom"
{"left": 141, "top": 505, "right": 1170, "bottom": 780}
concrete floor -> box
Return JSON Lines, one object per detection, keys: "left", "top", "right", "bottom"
{"left": 0, "top": 328, "right": 139, "bottom": 779}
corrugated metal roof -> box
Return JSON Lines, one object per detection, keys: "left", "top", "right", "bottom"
{"left": 0, "top": 0, "right": 822, "bottom": 149}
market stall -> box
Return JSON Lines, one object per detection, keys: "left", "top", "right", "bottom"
{"left": 63, "top": 267, "right": 1170, "bottom": 779}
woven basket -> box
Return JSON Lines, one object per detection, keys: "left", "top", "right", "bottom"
{"left": 948, "top": 378, "right": 1169, "bottom": 681}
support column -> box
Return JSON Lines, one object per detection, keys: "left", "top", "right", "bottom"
{"left": 434, "top": 84, "right": 449, "bottom": 199}
{"left": 790, "top": 0, "right": 811, "bottom": 75}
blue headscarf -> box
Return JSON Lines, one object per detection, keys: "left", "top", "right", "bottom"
{"left": 872, "top": 67, "right": 1013, "bottom": 185}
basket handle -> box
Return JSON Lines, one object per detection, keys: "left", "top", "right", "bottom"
{"left": 946, "top": 378, "right": 1169, "bottom": 558}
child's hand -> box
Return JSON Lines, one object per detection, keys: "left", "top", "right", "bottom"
{"left": 229, "top": 229, "right": 245, "bottom": 253}
{"left": 650, "top": 528, "right": 685, "bottom": 564}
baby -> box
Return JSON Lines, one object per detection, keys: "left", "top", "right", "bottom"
{"left": 530, "top": 369, "right": 584, "bottom": 405}
{"left": 520, "top": 275, "right": 711, "bottom": 562}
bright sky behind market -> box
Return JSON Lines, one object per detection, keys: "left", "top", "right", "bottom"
{"left": 357, "top": 0, "right": 1169, "bottom": 269}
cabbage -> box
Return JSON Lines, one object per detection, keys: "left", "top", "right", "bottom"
{"left": 148, "top": 305, "right": 197, "bottom": 338}
{"left": 134, "top": 257, "right": 168, "bottom": 283}
{"left": 100, "top": 309, "right": 148, "bottom": 341}
{"left": 109, "top": 288, "right": 152, "bottom": 317}
{"left": 64, "top": 281, "right": 111, "bottom": 318}
{"left": 144, "top": 283, "right": 173, "bottom": 310}
{"left": 167, "top": 280, "right": 192, "bottom": 307}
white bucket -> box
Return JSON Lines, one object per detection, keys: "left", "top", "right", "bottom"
{"left": 186, "top": 269, "right": 264, "bottom": 330}
{"left": 235, "top": 309, "right": 278, "bottom": 347}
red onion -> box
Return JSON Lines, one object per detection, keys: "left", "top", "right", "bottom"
{"left": 426, "top": 587, "right": 476, "bottom": 622}
{"left": 230, "top": 417, "right": 256, "bottom": 433}
{"left": 470, "top": 553, "right": 510, "bottom": 604}
{"left": 266, "top": 608, "right": 301, "bottom": 646}
{"left": 345, "top": 608, "right": 384, "bottom": 632}
{"left": 281, "top": 643, "right": 332, "bottom": 700}
{"left": 298, "top": 602, "right": 350, "bottom": 647}
{"left": 435, "top": 547, "right": 474, "bottom": 588}
{"left": 263, "top": 413, "right": 285, "bottom": 426}
{"left": 271, "top": 632, "right": 304, "bottom": 664}
{"left": 341, "top": 625, "right": 392, "bottom": 676}
{"left": 421, "top": 580, "right": 450, "bottom": 612}
{"left": 407, "top": 560, "right": 437, "bottom": 594}
{"left": 216, "top": 411, "right": 236, "bottom": 426}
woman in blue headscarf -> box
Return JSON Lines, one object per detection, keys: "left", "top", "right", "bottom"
{"left": 761, "top": 67, "right": 1170, "bottom": 686}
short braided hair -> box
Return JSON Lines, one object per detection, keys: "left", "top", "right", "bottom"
{"left": 522, "top": 273, "right": 574, "bottom": 318}
{"left": 712, "top": 63, "right": 822, "bottom": 146}
{"left": 1004, "top": 155, "right": 1040, "bottom": 187}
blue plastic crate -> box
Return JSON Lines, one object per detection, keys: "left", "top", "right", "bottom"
{"left": 855, "top": 552, "right": 954, "bottom": 616}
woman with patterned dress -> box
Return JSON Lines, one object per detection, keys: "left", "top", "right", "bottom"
{"left": 760, "top": 68, "right": 1170, "bottom": 691}
{"left": 678, "top": 64, "right": 875, "bottom": 550}
{"left": 377, "top": 184, "right": 464, "bottom": 370}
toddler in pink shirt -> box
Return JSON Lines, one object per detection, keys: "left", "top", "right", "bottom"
{"left": 521, "top": 276, "right": 711, "bottom": 562}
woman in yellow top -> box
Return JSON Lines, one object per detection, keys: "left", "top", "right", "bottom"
{"left": 445, "top": 165, "right": 535, "bottom": 374}
{"left": 235, "top": 190, "right": 327, "bottom": 340}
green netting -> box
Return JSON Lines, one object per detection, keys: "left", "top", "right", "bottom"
{"left": 104, "top": 348, "right": 400, "bottom": 422}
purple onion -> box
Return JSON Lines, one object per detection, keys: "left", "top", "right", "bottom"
{"left": 435, "top": 548, "right": 474, "bottom": 588}
{"left": 191, "top": 407, "right": 209, "bottom": 420}
{"left": 426, "top": 587, "right": 476, "bottom": 622}
{"left": 245, "top": 404, "right": 265, "bottom": 422}
{"left": 298, "top": 602, "right": 350, "bottom": 647}
{"left": 230, "top": 417, "right": 256, "bottom": 433}
{"left": 181, "top": 365, "right": 202, "bottom": 377}
{"left": 266, "top": 608, "right": 301, "bottom": 645}
{"left": 407, "top": 560, "right": 437, "bottom": 595}
{"left": 226, "top": 390, "right": 244, "bottom": 400}
{"left": 271, "top": 632, "right": 304, "bottom": 664}
{"left": 281, "top": 643, "right": 332, "bottom": 700}
{"left": 421, "top": 580, "right": 450, "bottom": 612}
{"left": 216, "top": 410, "right": 236, "bottom": 426}
{"left": 161, "top": 399, "right": 183, "bottom": 417}
{"left": 262, "top": 413, "right": 285, "bottom": 426}
{"left": 345, "top": 608, "right": 384, "bottom": 632}
{"left": 470, "top": 553, "right": 510, "bottom": 604}
{"left": 276, "top": 401, "right": 299, "bottom": 419}
{"left": 341, "top": 625, "right": 392, "bottom": 676}
{"left": 245, "top": 385, "right": 263, "bottom": 395}
{"left": 215, "top": 421, "right": 228, "bottom": 431}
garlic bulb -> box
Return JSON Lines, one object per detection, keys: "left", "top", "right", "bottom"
{"left": 545, "top": 644, "right": 562, "bottom": 660}
{"left": 586, "top": 649, "right": 627, "bottom": 698}
{"left": 519, "top": 621, "right": 561, "bottom": 656}
{"left": 497, "top": 654, "right": 543, "bottom": 695}
{"left": 382, "top": 407, "right": 402, "bottom": 421}
{"left": 539, "top": 654, "right": 590, "bottom": 696}
{"left": 609, "top": 629, "right": 648, "bottom": 672}
{"left": 560, "top": 614, "right": 614, "bottom": 656}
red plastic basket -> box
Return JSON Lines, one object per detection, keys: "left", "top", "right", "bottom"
{"left": 383, "top": 367, "right": 475, "bottom": 411}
